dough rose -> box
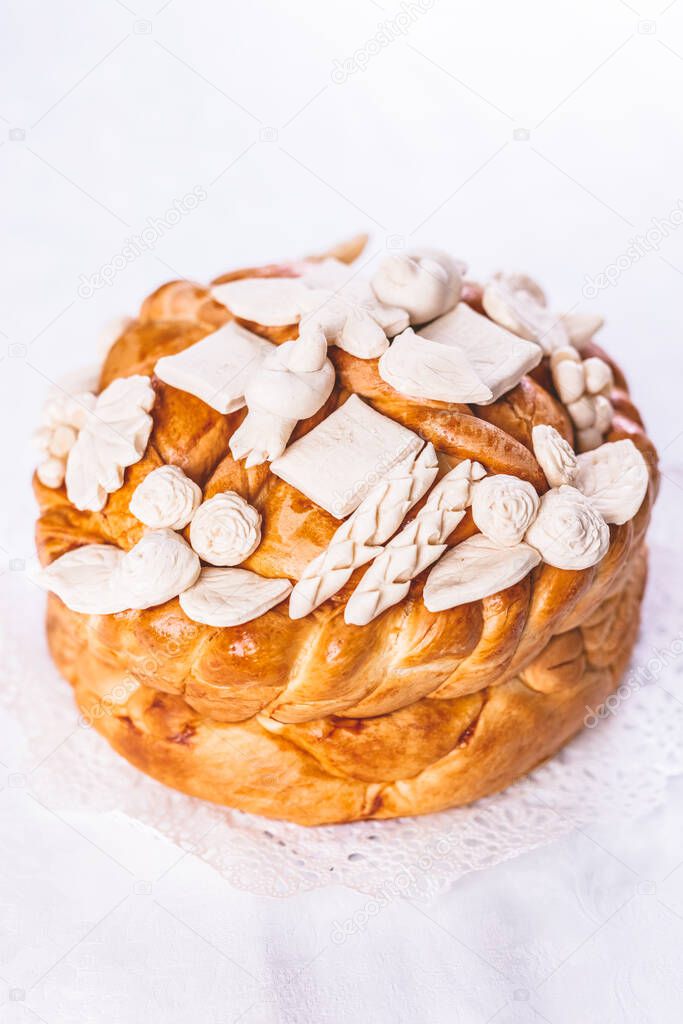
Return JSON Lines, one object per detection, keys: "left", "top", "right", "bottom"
{"left": 130, "top": 465, "right": 202, "bottom": 530}
{"left": 190, "top": 492, "right": 262, "bottom": 566}
{"left": 525, "top": 485, "right": 610, "bottom": 570}
{"left": 471, "top": 474, "right": 540, "bottom": 547}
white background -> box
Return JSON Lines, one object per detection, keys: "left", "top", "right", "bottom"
{"left": 2, "top": 0, "right": 683, "bottom": 1021}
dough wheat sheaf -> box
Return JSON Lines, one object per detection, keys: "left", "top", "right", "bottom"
{"left": 33, "top": 239, "right": 658, "bottom": 825}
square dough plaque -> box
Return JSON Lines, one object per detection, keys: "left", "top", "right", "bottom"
{"left": 418, "top": 303, "right": 541, "bottom": 403}
{"left": 154, "top": 321, "right": 274, "bottom": 414}
{"left": 271, "top": 394, "right": 423, "bottom": 518}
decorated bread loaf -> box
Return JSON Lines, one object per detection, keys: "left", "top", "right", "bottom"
{"left": 33, "top": 235, "right": 658, "bottom": 825}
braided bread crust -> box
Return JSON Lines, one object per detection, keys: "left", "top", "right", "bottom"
{"left": 35, "top": 255, "right": 658, "bottom": 824}
{"left": 46, "top": 544, "right": 647, "bottom": 824}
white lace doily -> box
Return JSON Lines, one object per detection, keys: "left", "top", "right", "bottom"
{"left": 4, "top": 481, "right": 681, "bottom": 899}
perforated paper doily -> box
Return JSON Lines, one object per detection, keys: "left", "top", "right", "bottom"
{"left": 4, "top": 484, "right": 682, "bottom": 899}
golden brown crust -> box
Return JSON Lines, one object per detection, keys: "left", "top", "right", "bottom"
{"left": 47, "top": 545, "right": 647, "bottom": 824}
{"left": 35, "top": 255, "right": 659, "bottom": 825}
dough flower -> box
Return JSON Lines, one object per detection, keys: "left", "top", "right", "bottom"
{"left": 471, "top": 474, "right": 540, "bottom": 547}
{"left": 34, "top": 390, "right": 97, "bottom": 490}
{"left": 190, "top": 492, "right": 262, "bottom": 566}
{"left": 130, "top": 465, "right": 202, "bottom": 530}
{"left": 65, "top": 375, "right": 155, "bottom": 511}
{"left": 525, "top": 485, "right": 609, "bottom": 570}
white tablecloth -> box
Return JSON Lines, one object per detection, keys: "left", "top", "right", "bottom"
{"left": 2, "top": 0, "right": 683, "bottom": 1019}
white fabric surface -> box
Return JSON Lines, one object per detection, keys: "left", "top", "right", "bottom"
{"left": 2, "top": 0, "right": 683, "bottom": 1020}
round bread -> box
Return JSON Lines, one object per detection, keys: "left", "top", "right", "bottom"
{"left": 34, "top": 247, "right": 659, "bottom": 825}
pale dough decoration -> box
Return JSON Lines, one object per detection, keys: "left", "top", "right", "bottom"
{"left": 550, "top": 346, "right": 615, "bottom": 452}
{"left": 271, "top": 394, "right": 423, "bottom": 519}
{"left": 154, "top": 321, "right": 274, "bottom": 414}
{"left": 129, "top": 465, "right": 202, "bottom": 530}
{"left": 229, "top": 328, "right": 335, "bottom": 467}
{"left": 584, "top": 356, "right": 614, "bottom": 395}
{"left": 48, "top": 425, "right": 78, "bottom": 458}
{"left": 345, "top": 459, "right": 486, "bottom": 625}
{"left": 575, "top": 440, "right": 649, "bottom": 525}
{"left": 482, "top": 271, "right": 568, "bottom": 353}
{"left": 112, "top": 529, "right": 200, "bottom": 609}
{"left": 36, "top": 458, "right": 67, "bottom": 489}
{"left": 179, "top": 567, "right": 292, "bottom": 627}
{"left": 211, "top": 277, "right": 311, "bottom": 326}
{"left": 34, "top": 530, "right": 201, "bottom": 615}
{"left": 36, "top": 250, "right": 643, "bottom": 626}
{"left": 370, "top": 248, "right": 465, "bottom": 324}
{"left": 65, "top": 375, "right": 155, "bottom": 512}
{"left": 301, "top": 258, "right": 408, "bottom": 356}
{"left": 552, "top": 350, "right": 584, "bottom": 403}
{"left": 532, "top": 424, "right": 578, "bottom": 488}
{"left": 289, "top": 444, "right": 439, "bottom": 619}
{"left": 525, "top": 485, "right": 610, "bottom": 570}
{"left": 378, "top": 327, "right": 493, "bottom": 404}
{"left": 33, "top": 544, "right": 129, "bottom": 615}
{"left": 560, "top": 311, "right": 604, "bottom": 350}
{"left": 189, "top": 492, "right": 262, "bottom": 566}
{"left": 417, "top": 303, "right": 542, "bottom": 402}
{"left": 471, "top": 474, "right": 540, "bottom": 547}
{"left": 424, "top": 534, "right": 541, "bottom": 613}
{"left": 212, "top": 258, "right": 409, "bottom": 360}
{"left": 34, "top": 390, "right": 97, "bottom": 490}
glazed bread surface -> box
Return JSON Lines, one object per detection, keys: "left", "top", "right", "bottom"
{"left": 35, "top": 246, "right": 658, "bottom": 825}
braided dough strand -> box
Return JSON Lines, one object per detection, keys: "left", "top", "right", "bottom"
{"left": 345, "top": 459, "right": 485, "bottom": 625}
{"left": 289, "top": 442, "right": 439, "bottom": 618}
